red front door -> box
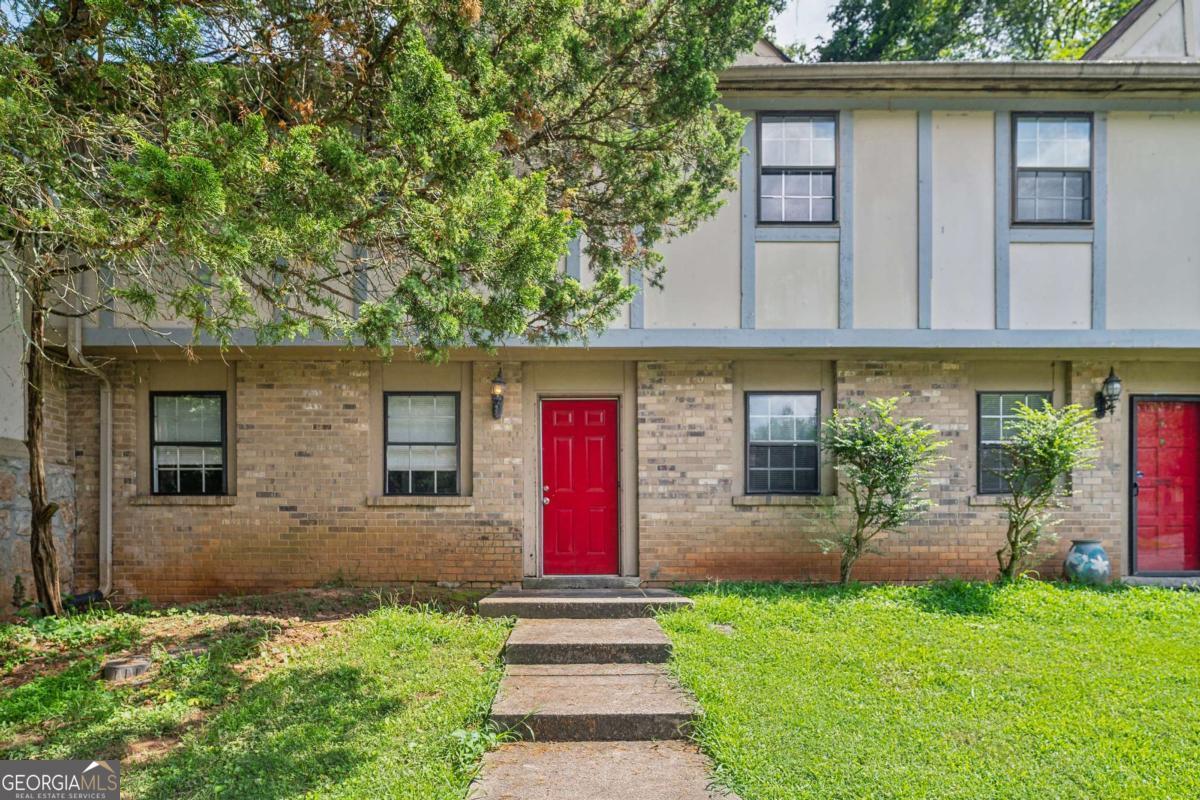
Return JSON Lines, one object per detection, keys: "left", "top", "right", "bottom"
{"left": 1135, "top": 399, "right": 1200, "bottom": 572}
{"left": 541, "top": 399, "right": 619, "bottom": 575}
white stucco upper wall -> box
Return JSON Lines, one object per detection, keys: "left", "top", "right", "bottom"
{"left": 1107, "top": 111, "right": 1200, "bottom": 328}
{"left": 67, "top": 61, "right": 1200, "bottom": 347}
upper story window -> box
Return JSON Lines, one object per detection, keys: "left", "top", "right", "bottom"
{"left": 746, "top": 392, "right": 820, "bottom": 494}
{"left": 385, "top": 393, "right": 459, "bottom": 495}
{"left": 759, "top": 114, "right": 836, "bottom": 224}
{"left": 1013, "top": 114, "right": 1092, "bottom": 224}
{"left": 978, "top": 391, "right": 1052, "bottom": 494}
{"left": 151, "top": 392, "right": 227, "bottom": 495}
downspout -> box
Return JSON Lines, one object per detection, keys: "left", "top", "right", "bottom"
{"left": 66, "top": 301, "right": 112, "bottom": 601}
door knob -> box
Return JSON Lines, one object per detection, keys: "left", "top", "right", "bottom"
{"left": 542, "top": 497, "right": 549, "bottom": 505}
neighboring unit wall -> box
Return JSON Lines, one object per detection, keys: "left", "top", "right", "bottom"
{"left": 1090, "top": 0, "right": 1198, "bottom": 60}
{"left": 1107, "top": 112, "right": 1200, "bottom": 329}
{"left": 0, "top": 280, "right": 23, "bottom": 444}
{"left": 0, "top": 362, "right": 77, "bottom": 612}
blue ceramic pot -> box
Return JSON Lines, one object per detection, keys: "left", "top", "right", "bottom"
{"left": 1064, "top": 539, "right": 1112, "bottom": 586}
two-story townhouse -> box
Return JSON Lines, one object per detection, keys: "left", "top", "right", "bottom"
{"left": 3, "top": 0, "right": 1200, "bottom": 604}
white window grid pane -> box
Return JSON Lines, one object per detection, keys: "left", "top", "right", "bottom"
{"left": 979, "top": 393, "right": 1050, "bottom": 445}
{"left": 762, "top": 169, "right": 836, "bottom": 223}
{"left": 154, "top": 395, "right": 222, "bottom": 443}
{"left": 387, "top": 394, "right": 457, "bottom": 444}
{"left": 386, "top": 444, "right": 458, "bottom": 494}
{"left": 152, "top": 445, "right": 223, "bottom": 493}
{"left": 1015, "top": 116, "right": 1091, "bottom": 169}
{"left": 1015, "top": 169, "right": 1089, "bottom": 222}
{"left": 748, "top": 446, "right": 819, "bottom": 494}
{"left": 748, "top": 394, "right": 819, "bottom": 445}
{"left": 761, "top": 115, "right": 836, "bottom": 168}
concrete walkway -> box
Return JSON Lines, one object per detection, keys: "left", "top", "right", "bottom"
{"left": 470, "top": 589, "right": 736, "bottom": 800}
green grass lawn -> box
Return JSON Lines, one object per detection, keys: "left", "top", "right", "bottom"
{"left": 1, "top": 590, "right": 510, "bottom": 799}
{"left": 660, "top": 581, "right": 1200, "bottom": 800}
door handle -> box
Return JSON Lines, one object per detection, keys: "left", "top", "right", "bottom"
{"left": 542, "top": 497, "right": 549, "bottom": 505}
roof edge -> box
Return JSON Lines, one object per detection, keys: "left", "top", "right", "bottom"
{"left": 717, "top": 59, "right": 1200, "bottom": 92}
{"left": 1082, "top": 0, "right": 1160, "bottom": 60}
{"left": 757, "top": 37, "right": 791, "bottom": 63}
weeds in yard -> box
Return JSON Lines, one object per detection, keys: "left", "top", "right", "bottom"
{"left": 1, "top": 590, "right": 511, "bottom": 800}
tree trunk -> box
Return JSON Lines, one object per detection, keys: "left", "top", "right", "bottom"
{"left": 839, "top": 553, "right": 856, "bottom": 585}
{"left": 995, "top": 545, "right": 1016, "bottom": 582}
{"left": 26, "top": 291, "right": 64, "bottom": 617}
{"left": 839, "top": 525, "right": 865, "bottom": 585}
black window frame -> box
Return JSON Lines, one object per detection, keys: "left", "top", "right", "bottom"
{"left": 383, "top": 391, "right": 461, "bottom": 497}
{"left": 1011, "top": 112, "right": 1094, "bottom": 226}
{"left": 149, "top": 390, "right": 228, "bottom": 496}
{"left": 977, "top": 390, "right": 1053, "bottom": 495}
{"left": 745, "top": 390, "right": 821, "bottom": 496}
{"left": 757, "top": 112, "right": 839, "bottom": 226}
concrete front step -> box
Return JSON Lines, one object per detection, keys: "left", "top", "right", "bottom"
{"left": 522, "top": 575, "right": 643, "bottom": 590}
{"left": 479, "top": 588, "right": 692, "bottom": 619}
{"left": 504, "top": 618, "right": 672, "bottom": 664}
{"left": 490, "top": 663, "right": 699, "bottom": 741}
{"left": 469, "top": 741, "right": 739, "bottom": 800}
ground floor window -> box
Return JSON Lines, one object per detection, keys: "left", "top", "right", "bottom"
{"left": 151, "top": 392, "right": 227, "bottom": 495}
{"left": 746, "top": 392, "right": 819, "bottom": 494}
{"left": 978, "top": 391, "right": 1052, "bottom": 494}
{"left": 385, "top": 393, "right": 459, "bottom": 495}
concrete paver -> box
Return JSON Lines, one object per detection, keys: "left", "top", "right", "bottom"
{"left": 504, "top": 617, "right": 671, "bottom": 664}
{"left": 469, "top": 741, "right": 738, "bottom": 800}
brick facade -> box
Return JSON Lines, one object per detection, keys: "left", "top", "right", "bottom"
{"left": 0, "top": 354, "right": 1163, "bottom": 603}
{"left": 98, "top": 359, "right": 525, "bottom": 602}
{"left": 638, "top": 359, "right": 1126, "bottom": 584}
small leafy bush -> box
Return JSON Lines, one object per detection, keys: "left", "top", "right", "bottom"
{"left": 819, "top": 397, "right": 947, "bottom": 584}
{"left": 994, "top": 401, "right": 1099, "bottom": 580}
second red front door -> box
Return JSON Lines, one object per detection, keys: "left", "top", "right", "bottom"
{"left": 541, "top": 399, "right": 619, "bottom": 575}
{"left": 1135, "top": 399, "right": 1200, "bottom": 573}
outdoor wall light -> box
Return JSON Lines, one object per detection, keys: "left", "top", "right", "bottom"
{"left": 491, "top": 368, "right": 506, "bottom": 420}
{"left": 1095, "top": 368, "right": 1122, "bottom": 418}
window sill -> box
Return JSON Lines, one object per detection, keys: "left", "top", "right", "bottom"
{"left": 131, "top": 495, "right": 236, "bottom": 507}
{"left": 754, "top": 225, "right": 840, "bottom": 243}
{"left": 365, "top": 495, "right": 474, "bottom": 508}
{"left": 968, "top": 495, "right": 1009, "bottom": 507}
{"left": 733, "top": 495, "right": 836, "bottom": 507}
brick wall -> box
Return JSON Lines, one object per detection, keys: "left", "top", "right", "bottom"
{"left": 70, "top": 371, "right": 101, "bottom": 595}
{"left": 637, "top": 360, "right": 836, "bottom": 582}
{"left": 50, "top": 355, "right": 1141, "bottom": 601}
{"left": 1059, "top": 362, "right": 1125, "bottom": 574}
{"left": 98, "top": 359, "right": 524, "bottom": 602}
{"left": 637, "top": 359, "right": 1120, "bottom": 584}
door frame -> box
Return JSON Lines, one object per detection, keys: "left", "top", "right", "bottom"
{"left": 1128, "top": 394, "right": 1200, "bottom": 577}
{"left": 536, "top": 395, "right": 622, "bottom": 577}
